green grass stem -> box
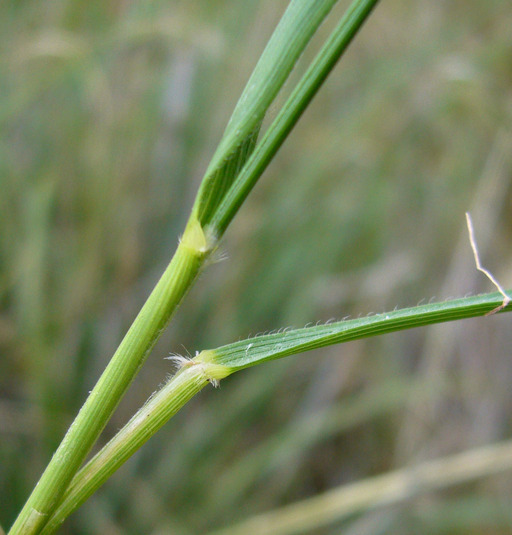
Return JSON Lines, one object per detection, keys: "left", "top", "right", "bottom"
{"left": 8, "top": 2, "right": 380, "bottom": 532}
{"left": 7, "top": 220, "right": 211, "bottom": 534}
{"left": 40, "top": 364, "right": 214, "bottom": 535}
{"left": 40, "top": 292, "right": 510, "bottom": 530}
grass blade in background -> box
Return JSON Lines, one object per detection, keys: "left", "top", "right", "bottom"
{"left": 40, "top": 292, "right": 510, "bottom": 531}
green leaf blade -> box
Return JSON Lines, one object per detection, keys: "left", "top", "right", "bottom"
{"left": 210, "top": 0, "right": 381, "bottom": 235}
{"left": 201, "top": 292, "right": 511, "bottom": 371}
{"left": 192, "top": 0, "right": 340, "bottom": 226}
{"left": 40, "top": 292, "right": 510, "bottom": 531}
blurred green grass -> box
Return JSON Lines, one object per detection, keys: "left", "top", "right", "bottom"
{"left": 1, "top": 1, "right": 511, "bottom": 533}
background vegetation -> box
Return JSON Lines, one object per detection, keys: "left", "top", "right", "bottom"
{"left": 1, "top": 0, "right": 511, "bottom": 533}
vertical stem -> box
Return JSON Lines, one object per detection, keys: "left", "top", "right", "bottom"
{"left": 8, "top": 220, "right": 211, "bottom": 535}
{"left": 40, "top": 365, "right": 219, "bottom": 534}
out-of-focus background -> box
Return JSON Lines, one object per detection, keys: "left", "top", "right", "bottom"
{"left": 1, "top": 1, "right": 512, "bottom": 533}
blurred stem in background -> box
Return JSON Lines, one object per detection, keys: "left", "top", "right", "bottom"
{"left": 212, "top": 439, "right": 512, "bottom": 535}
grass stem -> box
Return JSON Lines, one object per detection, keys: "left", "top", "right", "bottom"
{"left": 40, "top": 292, "right": 510, "bottom": 529}
{"left": 8, "top": 221, "right": 211, "bottom": 534}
